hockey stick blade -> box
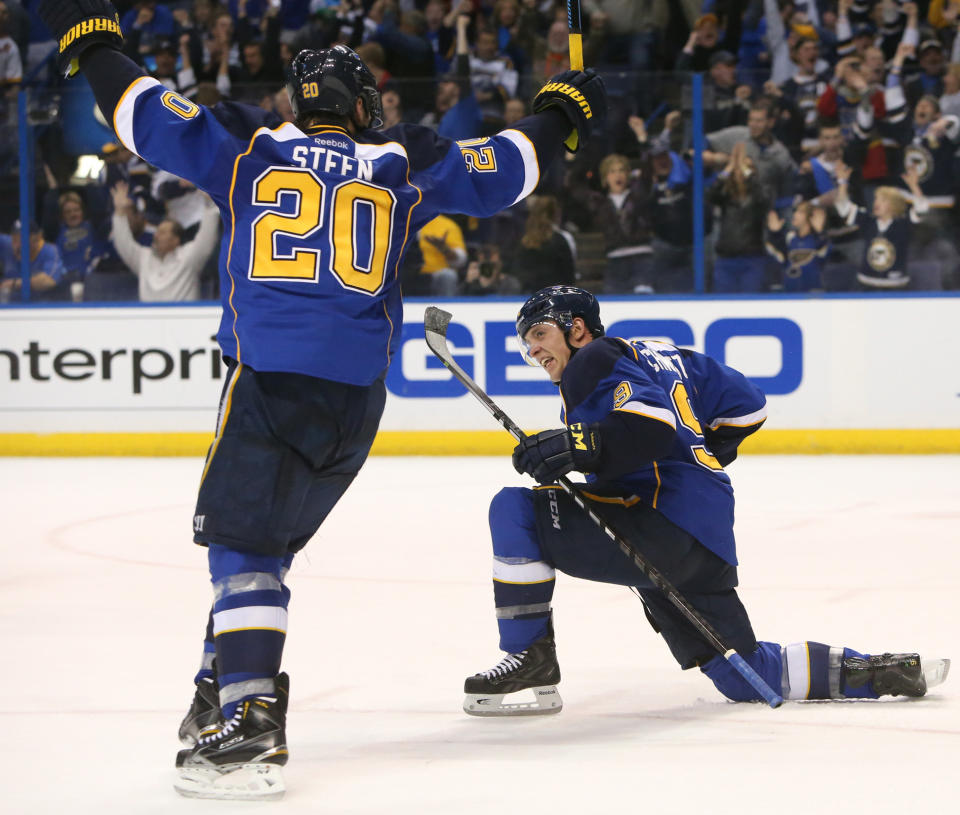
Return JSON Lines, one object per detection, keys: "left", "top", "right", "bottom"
{"left": 422, "top": 308, "right": 783, "bottom": 708}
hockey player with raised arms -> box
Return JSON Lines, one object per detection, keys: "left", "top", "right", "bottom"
{"left": 463, "top": 285, "right": 949, "bottom": 716}
{"left": 37, "top": 0, "right": 607, "bottom": 800}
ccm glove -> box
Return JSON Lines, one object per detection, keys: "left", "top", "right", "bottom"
{"left": 512, "top": 423, "right": 602, "bottom": 484}
{"left": 532, "top": 69, "right": 607, "bottom": 153}
{"left": 39, "top": 0, "right": 124, "bottom": 78}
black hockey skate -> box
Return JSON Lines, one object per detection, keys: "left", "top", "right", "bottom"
{"left": 173, "top": 673, "right": 289, "bottom": 800}
{"left": 178, "top": 674, "right": 220, "bottom": 746}
{"left": 842, "top": 653, "right": 934, "bottom": 698}
{"left": 464, "top": 626, "right": 562, "bottom": 716}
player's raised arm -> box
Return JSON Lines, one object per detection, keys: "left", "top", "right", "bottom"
{"left": 412, "top": 70, "right": 607, "bottom": 218}
{"left": 39, "top": 0, "right": 261, "bottom": 196}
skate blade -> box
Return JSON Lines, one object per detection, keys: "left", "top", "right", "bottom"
{"left": 174, "top": 763, "right": 286, "bottom": 800}
{"left": 464, "top": 685, "right": 563, "bottom": 717}
{"left": 922, "top": 658, "right": 950, "bottom": 689}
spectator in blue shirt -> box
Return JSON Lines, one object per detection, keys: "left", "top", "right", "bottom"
{"left": 0, "top": 220, "right": 67, "bottom": 301}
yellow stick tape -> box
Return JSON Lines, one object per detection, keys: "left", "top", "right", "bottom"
{"left": 0, "top": 430, "right": 959, "bottom": 456}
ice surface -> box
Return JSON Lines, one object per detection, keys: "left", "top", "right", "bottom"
{"left": 2, "top": 455, "right": 957, "bottom": 814}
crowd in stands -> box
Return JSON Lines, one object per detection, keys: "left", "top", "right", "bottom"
{"left": 2, "top": 0, "right": 960, "bottom": 303}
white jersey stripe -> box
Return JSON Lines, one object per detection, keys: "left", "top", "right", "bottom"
{"left": 212, "top": 605, "right": 288, "bottom": 635}
{"left": 493, "top": 558, "right": 555, "bottom": 584}
{"left": 113, "top": 76, "right": 162, "bottom": 158}
{"left": 706, "top": 405, "right": 768, "bottom": 430}
{"left": 501, "top": 129, "right": 540, "bottom": 204}
{"left": 355, "top": 140, "right": 409, "bottom": 162}
{"left": 617, "top": 401, "right": 677, "bottom": 429}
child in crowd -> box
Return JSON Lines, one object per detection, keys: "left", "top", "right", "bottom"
{"left": 836, "top": 163, "right": 929, "bottom": 290}
{"left": 765, "top": 202, "right": 830, "bottom": 292}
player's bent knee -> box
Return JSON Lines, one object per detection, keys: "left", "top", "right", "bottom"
{"left": 488, "top": 487, "right": 540, "bottom": 558}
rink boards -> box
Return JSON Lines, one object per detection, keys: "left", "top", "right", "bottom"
{"left": 1, "top": 294, "right": 958, "bottom": 454}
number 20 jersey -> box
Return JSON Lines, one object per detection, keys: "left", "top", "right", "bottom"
{"left": 558, "top": 337, "right": 768, "bottom": 565}
{"left": 113, "top": 78, "right": 542, "bottom": 385}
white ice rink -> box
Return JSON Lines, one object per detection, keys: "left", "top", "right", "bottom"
{"left": 3, "top": 455, "right": 958, "bottom": 814}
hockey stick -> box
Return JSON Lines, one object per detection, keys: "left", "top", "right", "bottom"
{"left": 567, "top": 0, "right": 584, "bottom": 71}
{"left": 423, "top": 307, "right": 783, "bottom": 708}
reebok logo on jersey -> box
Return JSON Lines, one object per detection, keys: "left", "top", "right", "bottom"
{"left": 540, "top": 82, "right": 593, "bottom": 118}
{"left": 58, "top": 16, "right": 122, "bottom": 53}
{"left": 314, "top": 137, "right": 349, "bottom": 150}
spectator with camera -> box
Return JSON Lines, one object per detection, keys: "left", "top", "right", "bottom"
{"left": 462, "top": 243, "right": 522, "bottom": 296}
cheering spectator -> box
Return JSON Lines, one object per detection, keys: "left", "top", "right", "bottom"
{"left": 470, "top": 26, "right": 519, "bottom": 126}
{"left": 0, "top": 220, "right": 66, "bottom": 302}
{"left": 110, "top": 181, "right": 221, "bottom": 303}
{"left": 648, "top": 134, "right": 696, "bottom": 293}
{"left": 590, "top": 151, "right": 653, "bottom": 294}
{"left": 835, "top": 163, "right": 929, "bottom": 290}
{"left": 708, "top": 142, "right": 771, "bottom": 293}
{"left": 697, "top": 51, "right": 752, "bottom": 133}
{"left": 676, "top": 8, "right": 745, "bottom": 74}
{"left": 706, "top": 98, "right": 797, "bottom": 207}
{"left": 121, "top": 1, "right": 176, "bottom": 55}
{"left": 773, "top": 36, "right": 830, "bottom": 155}
{"left": 42, "top": 189, "right": 107, "bottom": 286}
{"left": 793, "top": 122, "right": 864, "bottom": 273}
{"left": 367, "top": 1, "right": 435, "bottom": 119}
{"left": 765, "top": 202, "right": 830, "bottom": 292}
{"left": 904, "top": 40, "right": 946, "bottom": 110}
{"left": 423, "top": 0, "right": 457, "bottom": 76}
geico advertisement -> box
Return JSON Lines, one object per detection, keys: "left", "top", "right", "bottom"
{"left": 1, "top": 297, "right": 958, "bottom": 432}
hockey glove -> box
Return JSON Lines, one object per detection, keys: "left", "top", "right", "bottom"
{"left": 512, "top": 423, "right": 602, "bottom": 484}
{"left": 39, "top": 0, "right": 124, "bottom": 78}
{"left": 532, "top": 69, "right": 607, "bottom": 153}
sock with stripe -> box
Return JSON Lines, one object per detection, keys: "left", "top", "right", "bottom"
{"left": 489, "top": 487, "right": 556, "bottom": 653}
{"left": 208, "top": 543, "right": 294, "bottom": 717}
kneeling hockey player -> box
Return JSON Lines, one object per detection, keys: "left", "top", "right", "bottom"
{"left": 463, "top": 285, "right": 949, "bottom": 715}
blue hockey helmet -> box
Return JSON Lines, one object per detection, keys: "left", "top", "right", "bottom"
{"left": 287, "top": 45, "right": 383, "bottom": 129}
{"left": 516, "top": 285, "right": 604, "bottom": 365}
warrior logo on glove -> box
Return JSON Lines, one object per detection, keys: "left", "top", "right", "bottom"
{"left": 58, "top": 15, "right": 121, "bottom": 55}
{"left": 537, "top": 82, "right": 592, "bottom": 119}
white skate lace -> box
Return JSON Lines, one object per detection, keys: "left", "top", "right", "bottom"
{"left": 480, "top": 651, "right": 528, "bottom": 680}
{"left": 198, "top": 707, "right": 244, "bottom": 745}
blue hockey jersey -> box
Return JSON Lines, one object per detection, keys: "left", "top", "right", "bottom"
{"left": 558, "top": 337, "right": 767, "bottom": 565}
{"left": 112, "top": 77, "right": 541, "bottom": 385}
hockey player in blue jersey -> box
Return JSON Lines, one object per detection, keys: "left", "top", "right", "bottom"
{"left": 39, "top": 0, "right": 607, "bottom": 799}
{"left": 462, "top": 285, "right": 949, "bottom": 716}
